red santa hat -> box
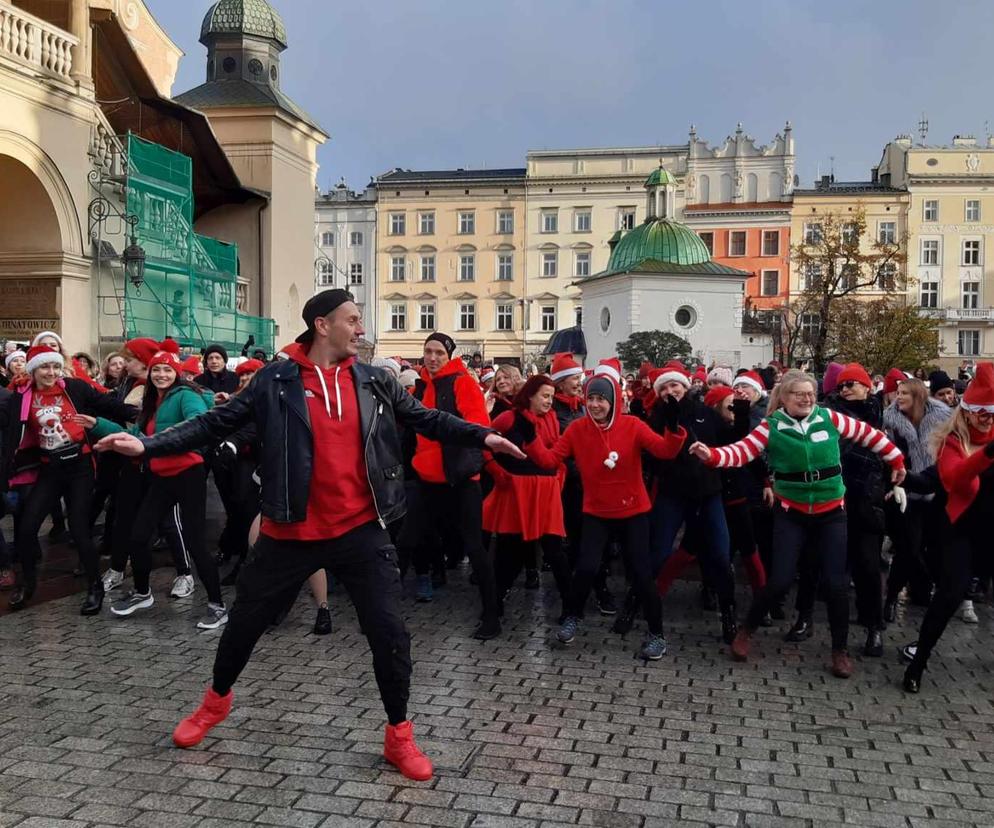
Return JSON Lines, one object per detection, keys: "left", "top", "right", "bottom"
{"left": 30, "top": 330, "right": 64, "bottom": 350}
{"left": 549, "top": 352, "right": 583, "bottom": 383}
{"left": 180, "top": 356, "right": 202, "bottom": 375}
{"left": 24, "top": 343, "right": 64, "bottom": 374}
{"left": 704, "top": 385, "right": 734, "bottom": 408}
{"left": 125, "top": 337, "right": 178, "bottom": 366}
{"left": 733, "top": 370, "right": 767, "bottom": 397}
{"left": 883, "top": 367, "right": 909, "bottom": 395}
{"left": 652, "top": 364, "right": 690, "bottom": 394}
{"left": 594, "top": 357, "right": 622, "bottom": 384}
{"left": 692, "top": 368, "right": 708, "bottom": 384}
{"left": 479, "top": 365, "right": 496, "bottom": 384}
{"left": 236, "top": 358, "right": 265, "bottom": 377}
{"left": 147, "top": 348, "right": 182, "bottom": 371}
{"left": 4, "top": 349, "right": 26, "bottom": 370}
{"left": 637, "top": 361, "right": 655, "bottom": 379}
{"left": 961, "top": 362, "right": 994, "bottom": 412}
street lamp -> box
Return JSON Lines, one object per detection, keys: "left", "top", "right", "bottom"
{"left": 122, "top": 235, "right": 146, "bottom": 290}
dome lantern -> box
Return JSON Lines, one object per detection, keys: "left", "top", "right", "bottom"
{"left": 645, "top": 163, "right": 676, "bottom": 220}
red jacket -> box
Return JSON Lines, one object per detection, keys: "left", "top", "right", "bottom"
{"left": 411, "top": 357, "right": 490, "bottom": 484}
{"left": 937, "top": 429, "right": 994, "bottom": 524}
{"left": 525, "top": 413, "right": 686, "bottom": 519}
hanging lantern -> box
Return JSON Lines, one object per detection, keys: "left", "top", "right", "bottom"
{"left": 122, "top": 236, "right": 146, "bottom": 290}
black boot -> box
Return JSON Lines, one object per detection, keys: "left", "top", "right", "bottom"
{"left": 903, "top": 661, "right": 924, "bottom": 694}
{"left": 784, "top": 616, "right": 813, "bottom": 642}
{"left": 9, "top": 578, "right": 36, "bottom": 612}
{"left": 699, "top": 584, "right": 717, "bottom": 611}
{"left": 473, "top": 616, "right": 502, "bottom": 641}
{"left": 80, "top": 580, "right": 104, "bottom": 616}
{"left": 719, "top": 605, "right": 738, "bottom": 644}
{"left": 863, "top": 628, "right": 883, "bottom": 657}
{"left": 611, "top": 589, "right": 638, "bottom": 635}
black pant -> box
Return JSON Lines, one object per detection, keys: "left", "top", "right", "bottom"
{"left": 129, "top": 465, "right": 221, "bottom": 603}
{"left": 212, "top": 521, "right": 411, "bottom": 724}
{"left": 495, "top": 534, "right": 571, "bottom": 608}
{"left": 568, "top": 514, "right": 661, "bottom": 634}
{"left": 111, "top": 463, "right": 191, "bottom": 576}
{"left": 15, "top": 456, "right": 98, "bottom": 586}
{"left": 911, "top": 514, "right": 972, "bottom": 672}
{"left": 886, "top": 499, "right": 937, "bottom": 604}
{"left": 746, "top": 507, "right": 849, "bottom": 650}
{"left": 406, "top": 480, "right": 499, "bottom": 622}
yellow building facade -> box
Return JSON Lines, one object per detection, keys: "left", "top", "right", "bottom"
{"left": 374, "top": 169, "right": 527, "bottom": 362}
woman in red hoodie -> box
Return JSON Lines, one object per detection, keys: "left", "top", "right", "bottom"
{"left": 904, "top": 363, "right": 994, "bottom": 693}
{"left": 484, "top": 375, "right": 571, "bottom": 617}
{"left": 521, "top": 362, "right": 686, "bottom": 660}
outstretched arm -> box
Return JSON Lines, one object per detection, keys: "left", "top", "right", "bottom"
{"left": 636, "top": 419, "right": 687, "bottom": 459}
{"left": 827, "top": 409, "right": 905, "bottom": 483}
{"left": 690, "top": 420, "right": 772, "bottom": 468}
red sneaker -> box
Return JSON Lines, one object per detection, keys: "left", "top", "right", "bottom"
{"left": 831, "top": 650, "right": 854, "bottom": 679}
{"left": 730, "top": 628, "right": 752, "bottom": 662}
{"left": 172, "top": 687, "right": 232, "bottom": 748}
{"left": 383, "top": 720, "right": 433, "bottom": 781}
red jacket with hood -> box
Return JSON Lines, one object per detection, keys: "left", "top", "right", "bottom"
{"left": 523, "top": 375, "right": 686, "bottom": 519}
{"left": 937, "top": 427, "right": 994, "bottom": 524}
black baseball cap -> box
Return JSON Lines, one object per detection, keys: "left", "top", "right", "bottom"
{"left": 296, "top": 289, "right": 353, "bottom": 344}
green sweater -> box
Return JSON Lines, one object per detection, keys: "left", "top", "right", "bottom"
{"left": 765, "top": 406, "right": 844, "bottom": 506}
{"left": 91, "top": 385, "right": 209, "bottom": 439}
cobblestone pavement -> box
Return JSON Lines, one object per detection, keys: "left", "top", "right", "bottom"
{"left": 1, "top": 562, "right": 994, "bottom": 827}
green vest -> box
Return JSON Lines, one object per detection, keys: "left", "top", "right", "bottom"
{"left": 766, "top": 406, "right": 845, "bottom": 508}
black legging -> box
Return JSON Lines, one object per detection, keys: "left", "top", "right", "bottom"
{"left": 567, "top": 513, "right": 661, "bottom": 633}
{"left": 886, "top": 499, "right": 941, "bottom": 605}
{"left": 15, "top": 456, "right": 99, "bottom": 587}
{"left": 495, "top": 534, "right": 571, "bottom": 608}
{"left": 129, "top": 464, "right": 222, "bottom": 604}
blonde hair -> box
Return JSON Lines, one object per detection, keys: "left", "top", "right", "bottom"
{"left": 896, "top": 378, "right": 928, "bottom": 426}
{"left": 930, "top": 406, "right": 976, "bottom": 461}
{"left": 494, "top": 364, "right": 524, "bottom": 393}
{"left": 768, "top": 369, "right": 816, "bottom": 414}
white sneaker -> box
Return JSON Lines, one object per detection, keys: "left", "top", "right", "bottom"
{"left": 170, "top": 574, "right": 195, "bottom": 599}
{"left": 196, "top": 602, "right": 228, "bottom": 630}
{"left": 101, "top": 568, "right": 124, "bottom": 591}
{"left": 961, "top": 600, "right": 979, "bottom": 624}
{"left": 110, "top": 590, "right": 154, "bottom": 616}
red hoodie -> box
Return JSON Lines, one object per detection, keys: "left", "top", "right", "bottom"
{"left": 260, "top": 344, "right": 378, "bottom": 542}
{"left": 524, "top": 377, "right": 686, "bottom": 519}
{"left": 411, "top": 356, "right": 490, "bottom": 484}
{"left": 937, "top": 427, "right": 994, "bottom": 524}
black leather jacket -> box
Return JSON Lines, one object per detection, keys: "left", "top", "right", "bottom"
{"left": 138, "top": 359, "right": 493, "bottom": 526}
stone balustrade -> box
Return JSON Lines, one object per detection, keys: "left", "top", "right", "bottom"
{"left": 0, "top": 0, "right": 79, "bottom": 83}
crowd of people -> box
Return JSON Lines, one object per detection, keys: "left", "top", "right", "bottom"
{"left": 2, "top": 289, "right": 993, "bottom": 782}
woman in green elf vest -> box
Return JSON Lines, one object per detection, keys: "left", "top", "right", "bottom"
{"left": 689, "top": 369, "right": 906, "bottom": 679}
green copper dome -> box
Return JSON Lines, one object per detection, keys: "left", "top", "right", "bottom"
{"left": 606, "top": 218, "right": 712, "bottom": 272}
{"left": 201, "top": 0, "right": 288, "bottom": 48}
{"left": 645, "top": 167, "right": 676, "bottom": 187}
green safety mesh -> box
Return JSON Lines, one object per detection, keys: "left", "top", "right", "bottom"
{"left": 123, "top": 134, "right": 275, "bottom": 353}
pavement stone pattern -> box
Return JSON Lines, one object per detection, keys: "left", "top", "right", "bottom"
{"left": 1, "top": 558, "right": 994, "bottom": 827}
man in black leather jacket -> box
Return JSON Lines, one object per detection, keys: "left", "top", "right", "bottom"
{"left": 96, "top": 289, "right": 523, "bottom": 782}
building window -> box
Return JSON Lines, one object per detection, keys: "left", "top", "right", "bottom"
{"left": 458, "top": 211, "right": 475, "bottom": 234}
{"left": 959, "top": 329, "right": 981, "bottom": 356}
{"left": 542, "top": 251, "right": 558, "bottom": 278}
{"left": 419, "top": 211, "right": 435, "bottom": 235}
{"left": 800, "top": 312, "right": 820, "bottom": 344}
{"left": 317, "top": 260, "right": 334, "bottom": 286}
{"left": 921, "top": 239, "right": 939, "bottom": 265}
{"left": 963, "top": 281, "right": 981, "bottom": 309}
{"left": 497, "top": 210, "right": 514, "bottom": 234}
{"left": 761, "top": 270, "right": 779, "bottom": 296}
{"left": 420, "top": 255, "right": 436, "bottom": 282}
{"left": 802, "top": 263, "right": 823, "bottom": 291}
{"left": 878, "top": 221, "right": 896, "bottom": 245}
{"left": 390, "top": 256, "right": 405, "bottom": 282}
{"left": 349, "top": 263, "right": 363, "bottom": 285}
{"left": 496, "top": 303, "right": 514, "bottom": 331}
{"left": 321, "top": 231, "right": 335, "bottom": 247}
{"left": 541, "top": 210, "right": 558, "bottom": 233}
{"left": 804, "top": 223, "right": 823, "bottom": 245}
{"left": 390, "top": 303, "right": 406, "bottom": 331}
{"left": 458, "top": 303, "right": 476, "bottom": 331}
{"left": 459, "top": 254, "right": 475, "bottom": 281}
{"left": 574, "top": 210, "right": 592, "bottom": 232}
{"left": 877, "top": 262, "right": 897, "bottom": 290}
{"left": 575, "top": 251, "right": 591, "bottom": 278}
{"left": 762, "top": 230, "right": 780, "bottom": 256}
{"left": 963, "top": 239, "right": 982, "bottom": 266}
{"left": 389, "top": 213, "right": 405, "bottom": 235}
{"left": 923, "top": 200, "right": 939, "bottom": 222}
{"left": 620, "top": 209, "right": 636, "bottom": 231}
{"left": 841, "top": 222, "right": 859, "bottom": 246}
{"left": 350, "top": 231, "right": 363, "bottom": 246}
{"left": 729, "top": 231, "right": 747, "bottom": 256}
{"left": 839, "top": 263, "right": 857, "bottom": 292}
{"left": 966, "top": 200, "right": 981, "bottom": 222}
{"left": 698, "top": 231, "right": 714, "bottom": 255}
{"left": 419, "top": 302, "right": 435, "bottom": 331}
{"left": 920, "top": 281, "right": 939, "bottom": 308}
{"left": 497, "top": 254, "right": 513, "bottom": 281}
{"left": 541, "top": 305, "right": 557, "bottom": 332}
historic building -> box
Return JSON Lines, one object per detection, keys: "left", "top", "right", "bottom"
{"left": 314, "top": 180, "right": 377, "bottom": 336}
{"left": 579, "top": 170, "right": 772, "bottom": 367}
{"left": 876, "top": 135, "right": 994, "bottom": 369}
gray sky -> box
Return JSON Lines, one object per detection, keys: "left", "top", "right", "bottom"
{"left": 146, "top": 0, "right": 994, "bottom": 193}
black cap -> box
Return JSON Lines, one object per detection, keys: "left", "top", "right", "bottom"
{"left": 296, "top": 289, "right": 353, "bottom": 344}
{"left": 424, "top": 332, "right": 456, "bottom": 357}
{"left": 929, "top": 370, "right": 954, "bottom": 394}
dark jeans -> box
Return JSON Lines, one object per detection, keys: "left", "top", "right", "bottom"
{"left": 650, "top": 493, "right": 734, "bottom": 607}
{"left": 746, "top": 507, "right": 850, "bottom": 650}
{"left": 495, "top": 534, "right": 571, "bottom": 608}
{"left": 15, "top": 456, "right": 98, "bottom": 586}
{"left": 568, "top": 513, "right": 661, "bottom": 634}
{"left": 129, "top": 465, "right": 221, "bottom": 604}
{"left": 406, "top": 479, "right": 499, "bottom": 622}
{"left": 212, "top": 521, "right": 411, "bottom": 724}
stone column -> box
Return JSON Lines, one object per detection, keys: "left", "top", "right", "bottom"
{"left": 69, "top": 0, "right": 93, "bottom": 94}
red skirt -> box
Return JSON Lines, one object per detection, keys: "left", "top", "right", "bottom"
{"left": 483, "top": 474, "right": 564, "bottom": 542}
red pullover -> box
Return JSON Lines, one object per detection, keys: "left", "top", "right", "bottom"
{"left": 261, "top": 344, "right": 378, "bottom": 541}
{"left": 937, "top": 427, "right": 994, "bottom": 524}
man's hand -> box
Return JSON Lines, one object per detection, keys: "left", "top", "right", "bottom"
{"left": 484, "top": 433, "right": 526, "bottom": 460}
{"left": 214, "top": 392, "right": 231, "bottom": 404}
{"left": 891, "top": 466, "right": 906, "bottom": 486}
{"left": 94, "top": 433, "right": 145, "bottom": 457}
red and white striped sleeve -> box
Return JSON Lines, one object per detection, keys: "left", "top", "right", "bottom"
{"left": 827, "top": 409, "right": 905, "bottom": 468}
{"left": 706, "top": 420, "right": 771, "bottom": 468}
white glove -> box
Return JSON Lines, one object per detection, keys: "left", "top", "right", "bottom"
{"left": 891, "top": 485, "right": 907, "bottom": 513}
